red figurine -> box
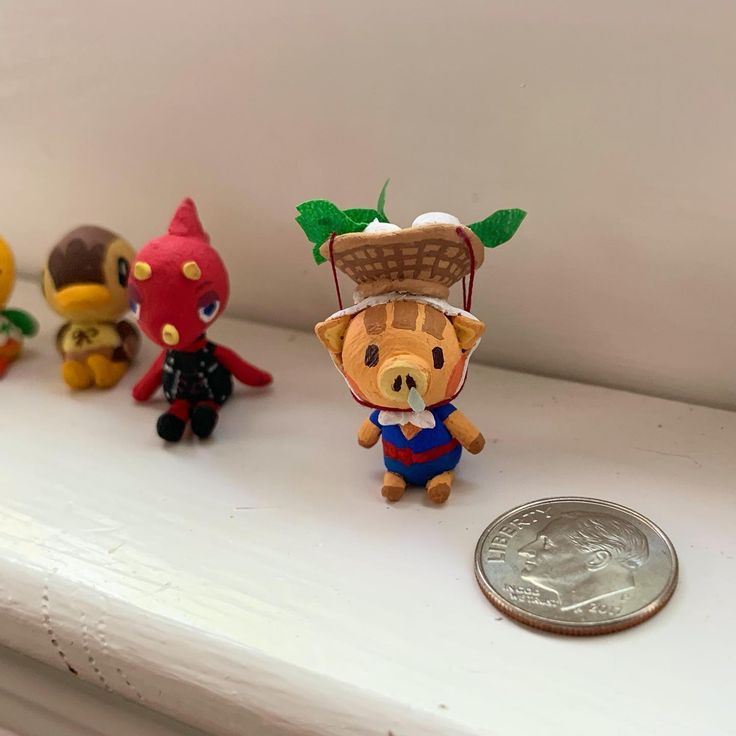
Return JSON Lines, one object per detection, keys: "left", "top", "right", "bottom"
{"left": 129, "top": 198, "right": 272, "bottom": 442}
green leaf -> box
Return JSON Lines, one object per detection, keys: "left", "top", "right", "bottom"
{"left": 343, "top": 208, "right": 383, "bottom": 224}
{"left": 312, "top": 243, "right": 327, "bottom": 265}
{"left": 468, "top": 209, "right": 527, "bottom": 248}
{"left": 376, "top": 179, "right": 390, "bottom": 222}
{"left": 296, "top": 182, "right": 392, "bottom": 265}
{"left": 2, "top": 309, "right": 38, "bottom": 336}
{"left": 296, "top": 200, "right": 356, "bottom": 244}
{"left": 295, "top": 200, "right": 367, "bottom": 263}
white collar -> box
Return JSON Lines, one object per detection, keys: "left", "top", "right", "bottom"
{"left": 326, "top": 291, "right": 480, "bottom": 323}
{"left": 377, "top": 409, "right": 436, "bottom": 429}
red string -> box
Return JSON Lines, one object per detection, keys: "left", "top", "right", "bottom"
{"left": 327, "top": 232, "right": 343, "bottom": 311}
{"left": 455, "top": 227, "right": 476, "bottom": 312}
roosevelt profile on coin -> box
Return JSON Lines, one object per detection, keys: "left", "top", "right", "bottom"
{"left": 518, "top": 511, "right": 650, "bottom": 611}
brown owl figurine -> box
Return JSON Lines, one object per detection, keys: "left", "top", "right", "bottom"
{"left": 42, "top": 226, "right": 140, "bottom": 389}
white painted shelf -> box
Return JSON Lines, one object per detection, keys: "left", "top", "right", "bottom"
{"left": 0, "top": 279, "right": 734, "bottom": 736}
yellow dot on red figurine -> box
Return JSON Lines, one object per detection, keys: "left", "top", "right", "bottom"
{"left": 182, "top": 261, "right": 201, "bottom": 280}
{"left": 134, "top": 262, "right": 152, "bottom": 280}
{"left": 161, "top": 323, "right": 180, "bottom": 346}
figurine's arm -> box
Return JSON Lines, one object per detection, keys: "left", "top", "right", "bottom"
{"left": 116, "top": 320, "right": 141, "bottom": 361}
{"left": 444, "top": 409, "right": 485, "bottom": 454}
{"left": 132, "top": 351, "right": 166, "bottom": 402}
{"left": 358, "top": 417, "right": 381, "bottom": 448}
{"left": 3, "top": 309, "right": 38, "bottom": 337}
{"left": 56, "top": 324, "right": 70, "bottom": 356}
{"left": 213, "top": 345, "right": 272, "bottom": 387}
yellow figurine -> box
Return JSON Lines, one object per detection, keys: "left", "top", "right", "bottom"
{"left": 0, "top": 237, "right": 38, "bottom": 377}
{"left": 42, "top": 226, "right": 140, "bottom": 389}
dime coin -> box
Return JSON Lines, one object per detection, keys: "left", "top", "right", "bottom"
{"left": 475, "top": 497, "right": 678, "bottom": 635}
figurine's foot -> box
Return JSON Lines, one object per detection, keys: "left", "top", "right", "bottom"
{"left": 62, "top": 360, "right": 93, "bottom": 390}
{"left": 87, "top": 355, "right": 128, "bottom": 388}
{"left": 426, "top": 471, "right": 453, "bottom": 504}
{"left": 191, "top": 405, "right": 219, "bottom": 439}
{"left": 157, "top": 412, "right": 186, "bottom": 443}
{"left": 381, "top": 472, "right": 406, "bottom": 502}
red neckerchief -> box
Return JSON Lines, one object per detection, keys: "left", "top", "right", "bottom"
{"left": 348, "top": 387, "right": 464, "bottom": 413}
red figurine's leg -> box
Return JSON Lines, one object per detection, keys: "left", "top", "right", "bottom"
{"left": 156, "top": 399, "right": 192, "bottom": 443}
{"left": 0, "top": 358, "right": 8, "bottom": 378}
{"left": 190, "top": 400, "right": 220, "bottom": 439}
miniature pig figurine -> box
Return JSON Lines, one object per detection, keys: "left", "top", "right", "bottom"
{"left": 315, "top": 297, "right": 486, "bottom": 503}
{"left": 298, "top": 186, "right": 525, "bottom": 504}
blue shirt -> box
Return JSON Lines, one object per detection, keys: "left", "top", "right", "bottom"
{"left": 370, "top": 404, "right": 462, "bottom": 486}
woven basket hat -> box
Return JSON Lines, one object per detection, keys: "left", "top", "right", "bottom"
{"left": 319, "top": 215, "right": 484, "bottom": 301}
{"left": 296, "top": 188, "right": 526, "bottom": 303}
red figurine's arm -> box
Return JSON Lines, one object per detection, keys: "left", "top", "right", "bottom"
{"left": 213, "top": 345, "right": 272, "bottom": 387}
{"left": 132, "top": 351, "right": 166, "bottom": 402}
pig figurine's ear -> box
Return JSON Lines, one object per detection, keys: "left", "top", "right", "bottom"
{"left": 315, "top": 315, "right": 352, "bottom": 357}
{"left": 451, "top": 314, "right": 486, "bottom": 351}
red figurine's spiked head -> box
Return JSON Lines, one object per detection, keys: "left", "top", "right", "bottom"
{"left": 129, "top": 198, "right": 230, "bottom": 348}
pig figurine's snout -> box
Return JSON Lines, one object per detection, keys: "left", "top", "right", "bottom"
{"left": 378, "top": 356, "right": 429, "bottom": 403}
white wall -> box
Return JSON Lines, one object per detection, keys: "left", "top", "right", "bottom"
{"left": 1, "top": 0, "right": 735, "bottom": 408}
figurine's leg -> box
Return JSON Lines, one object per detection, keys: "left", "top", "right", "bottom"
{"left": 381, "top": 471, "right": 407, "bottom": 502}
{"left": 0, "top": 343, "right": 20, "bottom": 377}
{"left": 62, "top": 360, "right": 94, "bottom": 390}
{"left": 426, "top": 471, "right": 454, "bottom": 504}
{"left": 190, "top": 400, "right": 220, "bottom": 439}
{"left": 87, "top": 355, "right": 129, "bottom": 388}
{"left": 157, "top": 400, "right": 191, "bottom": 443}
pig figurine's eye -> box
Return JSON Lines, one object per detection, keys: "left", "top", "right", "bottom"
{"left": 364, "top": 344, "right": 379, "bottom": 367}
{"left": 432, "top": 347, "right": 444, "bottom": 369}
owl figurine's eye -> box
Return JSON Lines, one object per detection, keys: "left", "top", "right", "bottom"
{"left": 117, "top": 257, "right": 130, "bottom": 287}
